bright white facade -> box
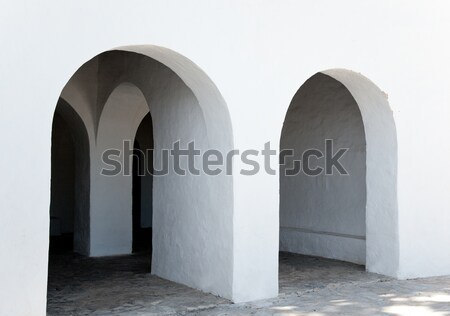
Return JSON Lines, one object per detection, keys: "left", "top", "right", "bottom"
{"left": 1, "top": 1, "right": 450, "bottom": 315}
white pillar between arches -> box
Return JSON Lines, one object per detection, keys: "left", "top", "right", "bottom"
{"left": 90, "top": 83, "right": 149, "bottom": 256}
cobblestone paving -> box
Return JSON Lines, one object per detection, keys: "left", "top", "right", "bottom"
{"left": 47, "top": 252, "right": 450, "bottom": 315}
{"left": 46, "top": 252, "right": 228, "bottom": 315}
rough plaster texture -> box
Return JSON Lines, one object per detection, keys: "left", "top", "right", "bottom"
{"left": 1, "top": 2, "right": 450, "bottom": 315}
{"left": 321, "top": 70, "right": 398, "bottom": 277}
{"left": 280, "top": 73, "right": 367, "bottom": 265}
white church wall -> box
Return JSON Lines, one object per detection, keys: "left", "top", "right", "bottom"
{"left": 1, "top": 2, "right": 450, "bottom": 315}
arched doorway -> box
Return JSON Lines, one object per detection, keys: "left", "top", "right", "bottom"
{"left": 132, "top": 113, "right": 154, "bottom": 254}
{"left": 49, "top": 99, "right": 90, "bottom": 255}
{"left": 279, "top": 70, "right": 398, "bottom": 281}
{"left": 50, "top": 110, "right": 75, "bottom": 253}
{"left": 47, "top": 46, "right": 234, "bottom": 314}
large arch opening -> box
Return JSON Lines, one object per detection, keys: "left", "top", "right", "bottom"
{"left": 47, "top": 46, "right": 234, "bottom": 314}
{"left": 279, "top": 70, "right": 398, "bottom": 291}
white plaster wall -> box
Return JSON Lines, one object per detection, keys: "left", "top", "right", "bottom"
{"left": 1, "top": 1, "right": 450, "bottom": 315}
{"left": 324, "top": 70, "right": 398, "bottom": 276}
{"left": 280, "top": 73, "right": 366, "bottom": 265}
{"left": 91, "top": 83, "right": 149, "bottom": 256}
{"left": 53, "top": 49, "right": 235, "bottom": 297}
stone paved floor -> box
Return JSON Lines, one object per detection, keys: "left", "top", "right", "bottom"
{"left": 46, "top": 252, "right": 228, "bottom": 315}
{"left": 47, "top": 252, "right": 450, "bottom": 315}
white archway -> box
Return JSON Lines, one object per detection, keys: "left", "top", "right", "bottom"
{"left": 50, "top": 46, "right": 235, "bottom": 299}
{"left": 280, "top": 69, "right": 398, "bottom": 277}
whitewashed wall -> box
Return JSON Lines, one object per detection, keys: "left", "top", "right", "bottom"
{"left": 1, "top": 1, "right": 450, "bottom": 315}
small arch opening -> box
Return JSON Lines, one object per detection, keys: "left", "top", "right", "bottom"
{"left": 279, "top": 69, "right": 398, "bottom": 293}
